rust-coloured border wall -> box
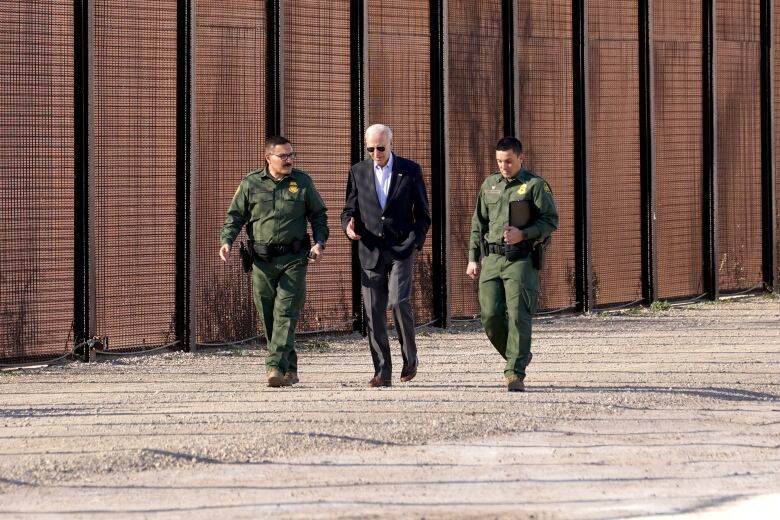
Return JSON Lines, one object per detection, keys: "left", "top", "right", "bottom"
{"left": 1, "top": 0, "right": 778, "bottom": 363}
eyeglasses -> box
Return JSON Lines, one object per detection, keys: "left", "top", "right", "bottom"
{"left": 269, "top": 152, "right": 296, "bottom": 161}
{"left": 366, "top": 146, "right": 386, "bottom": 153}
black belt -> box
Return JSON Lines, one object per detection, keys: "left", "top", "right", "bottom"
{"left": 251, "top": 236, "right": 310, "bottom": 258}
{"left": 255, "top": 243, "right": 294, "bottom": 256}
{"left": 486, "top": 243, "right": 505, "bottom": 255}
{"left": 486, "top": 241, "right": 532, "bottom": 259}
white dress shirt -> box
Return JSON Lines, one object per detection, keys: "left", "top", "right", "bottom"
{"left": 373, "top": 153, "right": 394, "bottom": 210}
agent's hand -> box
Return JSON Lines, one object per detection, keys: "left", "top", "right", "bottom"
{"left": 503, "top": 225, "right": 525, "bottom": 245}
{"left": 308, "top": 243, "right": 324, "bottom": 264}
{"left": 346, "top": 217, "right": 361, "bottom": 241}
{"left": 466, "top": 261, "right": 480, "bottom": 280}
{"left": 219, "top": 243, "right": 231, "bottom": 262}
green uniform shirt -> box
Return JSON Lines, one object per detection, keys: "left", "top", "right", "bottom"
{"left": 221, "top": 168, "right": 328, "bottom": 247}
{"left": 469, "top": 168, "right": 558, "bottom": 262}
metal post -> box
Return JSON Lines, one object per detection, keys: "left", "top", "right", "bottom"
{"left": 702, "top": 0, "right": 719, "bottom": 299}
{"left": 639, "top": 0, "right": 657, "bottom": 303}
{"left": 266, "top": 0, "right": 282, "bottom": 136}
{"left": 761, "top": 0, "right": 777, "bottom": 290}
{"left": 350, "top": 0, "right": 367, "bottom": 333}
{"left": 502, "top": 0, "right": 517, "bottom": 137}
{"left": 430, "top": 0, "right": 448, "bottom": 328}
{"left": 74, "top": 0, "right": 90, "bottom": 347}
{"left": 176, "top": 0, "right": 193, "bottom": 351}
{"left": 573, "top": 0, "right": 593, "bottom": 312}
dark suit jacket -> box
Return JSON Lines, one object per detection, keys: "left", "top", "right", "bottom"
{"left": 341, "top": 154, "right": 431, "bottom": 270}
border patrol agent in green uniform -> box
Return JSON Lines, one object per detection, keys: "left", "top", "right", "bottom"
{"left": 219, "top": 136, "right": 328, "bottom": 388}
{"left": 467, "top": 137, "right": 558, "bottom": 392}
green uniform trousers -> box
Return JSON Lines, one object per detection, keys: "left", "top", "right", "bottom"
{"left": 252, "top": 253, "right": 308, "bottom": 372}
{"left": 479, "top": 254, "right": 539, "bottom": 377}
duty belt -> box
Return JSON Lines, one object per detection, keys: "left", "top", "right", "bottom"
{"left": 485, "top": 241, "right": 532, "bottom": 259}
{"left": 251, "top": 235, "right": 310, "bottom": 258}
{"left": 486, "top": 243, "right": 505, "bottom": 255}
{"left": 254, "top": 243, "right": 295, "bottom": 256}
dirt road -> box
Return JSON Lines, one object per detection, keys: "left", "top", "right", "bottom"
{"left": 1, "top": 296, "right": 779, "bottom": 519}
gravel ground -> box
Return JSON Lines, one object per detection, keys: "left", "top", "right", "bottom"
{"left": 1, "top": 295, "right": 779, "bottom": 519}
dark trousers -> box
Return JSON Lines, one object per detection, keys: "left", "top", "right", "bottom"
{"left": 361, "top": 250, "right": 417, "bottom": 378}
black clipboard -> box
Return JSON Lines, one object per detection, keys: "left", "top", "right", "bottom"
{"left": 508, "top": 200, "right": 532, "bottom": 229}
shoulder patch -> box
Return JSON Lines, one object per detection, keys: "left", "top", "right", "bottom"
{"left": 544, "top": 182, "right": 552, "bottom": 193}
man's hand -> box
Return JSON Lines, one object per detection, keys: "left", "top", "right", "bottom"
{"left": 466, "top": 261, "right": 480, "bottom": 280}
{"left": 219, "top": 243, "right": 231, "bottom": 262}
{"left": 346, "top": 217, "right": 361, "bottom": 240}
{"left": 308, "top": 243, "right": 324, "bottom": 264}
{"left": 503, "top": 225, "right": 525, "bottom": 245}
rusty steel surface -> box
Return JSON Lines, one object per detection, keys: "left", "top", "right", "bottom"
{"left": 716, "top": 0, "right": 763, "bottom": 292}
{"left": 587, "top": 0, "right": 643, "bottom": 307}
{"left": 194, "top": 1, "right": 265, "bottom": 344}
{"left": 518, "top": 0, "right": 577, "bottom": 310}
{"left": 283, "top": 0, "right": 353, "bottom": 333}
{"left": 2, "top": 2, "right": 779, "bottom": 363}
{"left": 0, "top": 1, "right": 75, "bottom": 361}
{"left": 776, "top": 0, "right": 780, "bottom": 286}
{"left": 447, "top": 0, "right": 504, "bottom": 318}
{"left": 91, "top": 1, "right": 178, "bottom": 349}
{"left": 653, "top": 0, "right": 705, "bottom": 300}
{"left": 367, "top": 0, "right": 435, "bottom": 326}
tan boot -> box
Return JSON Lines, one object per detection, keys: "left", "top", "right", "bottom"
{"left": 283, "top": 370, "right": 299, "bottom": 385}
{"left": 506, "top": 374, "right": 525, "bottom": 392}
{"left": 267, "top": 368, "right": 288, "bottom": 387}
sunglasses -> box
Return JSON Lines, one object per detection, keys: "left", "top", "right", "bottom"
{"left": 366, "top": 146, "right": 386, "bottom": 153}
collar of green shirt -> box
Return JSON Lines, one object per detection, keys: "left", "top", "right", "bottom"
{"left": 261, "top": 167, "right": 296, "bottom": 183}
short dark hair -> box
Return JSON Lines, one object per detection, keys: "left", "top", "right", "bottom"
{"left": 495, "top": 136, "right": 522, "bottom": 155}
{"left": 265, "top": 135, "right": 291, "bottom": 152}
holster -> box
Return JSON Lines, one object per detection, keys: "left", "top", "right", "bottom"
{"left": 238, "top": 241, "right": 254, "bottom": 273}
{"left": 531, "top": 237, "right": 551, "bottom": 270}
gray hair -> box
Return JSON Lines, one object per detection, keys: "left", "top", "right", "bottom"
{"left": 365, "top": 124, "right": 393, "bottom": 142}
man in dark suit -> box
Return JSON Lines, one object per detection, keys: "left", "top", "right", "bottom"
{"left": 341, "top": 124, "right": 431, "bottom": 387}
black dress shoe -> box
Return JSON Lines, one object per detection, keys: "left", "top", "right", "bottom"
{"left": 400, "top": 363, "right": 417, "bottom": 382}
{"left": 368, "top": 375, "right": 392, "bottom": 387}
